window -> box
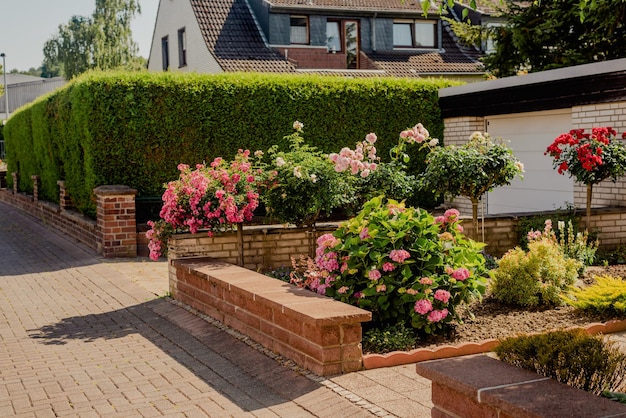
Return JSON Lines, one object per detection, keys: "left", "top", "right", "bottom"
{"left": 161, "top": 36, "right": 169, "bottom": 71}
{"left": 178, "top": 28, "right": 187, "bottom": 67}
{"left": 326, "top": 21, "right": 341, "bottom": 52}
{"left": 393, "top": 19, "right": 437, "bottom": 48}
{"left": 290, "top": 16, "right": 308, "bottom": 44}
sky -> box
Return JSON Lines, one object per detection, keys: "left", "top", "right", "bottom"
{"left": 0, "top": 0, "right": 160, "bottom": 72}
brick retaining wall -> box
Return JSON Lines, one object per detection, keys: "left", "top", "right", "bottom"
{"left": 170, "top": 257, "right": 371, "bottom": 376}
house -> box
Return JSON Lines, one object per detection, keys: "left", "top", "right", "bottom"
{"left": 147, "top": 0, "right": 492, "bottom": 81}
{"left": 0, "top": 74, "right": 66, "bottom": 121}
{"left": 439, "top": 57, "right": 626, "bottom": 217}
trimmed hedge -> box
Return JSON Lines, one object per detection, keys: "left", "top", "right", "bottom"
{"left": 4, "top": 71, "right": 458, "bottom": 218}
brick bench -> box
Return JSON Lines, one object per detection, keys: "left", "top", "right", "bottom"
{"left": 416, "top": 354, "right": 626, "bottom": 417}
{"left": 170, "top": 257, "right": 372, "bottom": 376}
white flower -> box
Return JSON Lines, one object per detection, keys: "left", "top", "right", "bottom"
{"left": 515, "top": 161, "right": 525, "bottom": 172}
{"left": 254, "top": 150, "right": 264, "bottom": 158}
{"left": 558, "top": 221, "right": 565, "bottom": 230}
{"left": 310, "top": 174, "right": 317, "bottom": 183}
{"left": 293, "top": 120, "right": 304, "bottom": 131}
{"left": 293, "top": 166, "right": 303, "bottom": 178}
{"left": 429, "top": 138, "right": 439, "bottom": 147}
{"left": 275, "top": 157, "right": 285, "bottom": 167}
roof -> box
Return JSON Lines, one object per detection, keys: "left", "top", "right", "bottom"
{"left": 190, "top": 0, "right": 296, "bottom": 73}
{"left": 2, "top": 74, "right": 63, "bottom": 86}
{"left": 265, "top": 0, "right": 438, "bottom": 14}
{"left": 188, "top": 0, "right": 483, "bottom": 76}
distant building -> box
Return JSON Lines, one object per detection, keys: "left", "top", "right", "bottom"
{"left": 147, "top": 0, "right": 498, "bottom": 81}
{"left": 1, "top": 74, "right": 66, "bottom": 121}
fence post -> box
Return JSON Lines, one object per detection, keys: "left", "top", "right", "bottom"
{"left": 94, "top": 185, "right": 137, "bottom": 258}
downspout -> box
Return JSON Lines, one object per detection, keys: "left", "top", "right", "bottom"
{"left": 372, "top": 13, "right": 377, "bottom": 51}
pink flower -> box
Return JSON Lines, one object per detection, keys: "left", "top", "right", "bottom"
{"left": 382, "top": 262, "right": 395, "bottom": 272}
{"left": 451, "top": 268, "right": 470, "bottom": 281}
{"left": 389, "top": 249, "right": 410, "bottom": 263}
{"left": 427, "top": 309, "right": 449, "bottom": 323}
{"left": 434, "top": 289, "right": 451, "bottom": 304}
{"left": 419, "top": 277, "right": 433, "bottom": 285}
{"left": 368, "top": 269, "right": 381, "bottom": 281}
{"left": 246, "top": 175, "right": 255, "bottom": 183}
{"left": 338, "top": 286, "right": 349, "bottom": 294}
{"left": 365, "top": 133, "right": 377, "bottom": 144}
{"left": 376, "top": 284, "right": 387, "bottom": 293}
{"left": 444, "top": 208, "right": 460, "bottom": 222}
{"left": 353, "top": 292, "right": 365, "bottom": 299}
{"left": 434, "top": 216, "right": 446, "bottom": 225}
{"left": 406, "top": 288, "right": 418, "bottom": 295}
{"left": 359, "top": 227, "right": 371, "bottom": 240}
{"left": 414, "top": 299, "right": 433, "bottom": 315}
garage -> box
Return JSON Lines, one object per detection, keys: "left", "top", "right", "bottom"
{"left": 485, "top": 109, "right": 573, "bottom": 214}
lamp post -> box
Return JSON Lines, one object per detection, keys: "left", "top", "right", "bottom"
{"left": 1, "top": 53, "right": 8, "bottom": 120}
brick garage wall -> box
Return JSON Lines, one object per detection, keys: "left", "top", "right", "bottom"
{"left": 572, "top": 101, "right": 626, "bottom": 210}
{"left": 280, "top": 47, "right": 346, "bottom": 69}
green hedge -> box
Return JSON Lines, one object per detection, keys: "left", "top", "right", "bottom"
{"left": 4, "top": 71, "right": 459, "bottom": 218}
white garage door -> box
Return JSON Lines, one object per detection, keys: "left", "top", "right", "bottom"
{"left": 486, "top": 109, "right": 574, "bottom": 214}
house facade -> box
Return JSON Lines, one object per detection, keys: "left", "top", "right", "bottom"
{"left": 147, "top": 0, "right": 492, "bottom": 80}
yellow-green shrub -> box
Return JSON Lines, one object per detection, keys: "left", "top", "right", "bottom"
{"left": 495, "top": 329, "right": 626, "bottom": 395}
{"left": 491, "top": 239, "right": 581, "bottom": 307}
{"left": 563, "top": 275, "right": 626, "bottom": 315}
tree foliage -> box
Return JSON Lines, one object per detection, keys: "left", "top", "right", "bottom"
{"left": 482, "top": 0, "right": 626, "bottom": 77}
{"left": 43, "top": 0, "right": 141, "bottom": 79}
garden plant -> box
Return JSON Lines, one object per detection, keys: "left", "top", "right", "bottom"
{"left": 419, "top": 131, "right": 524, "bottom": 235}
{"left": 546, "top": 127, "right": 626, "bottom": 226}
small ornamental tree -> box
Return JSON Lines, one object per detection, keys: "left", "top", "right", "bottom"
{"left": 546, "top": 127, "right": 626, "bottom": 226}
{"left": 146, "top": 149, "right": 264, "bottom": 263}
{"left": 313, "top": 196, "right": 488, "bottom": 335}
{"left": 419, "top": 132, "right": 524, "bottom": 235}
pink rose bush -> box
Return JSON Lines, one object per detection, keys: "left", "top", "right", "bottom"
{"left": 312, "top": 196, "right": 488, "bottom": 335}
{"left": 146, "top": 150, "right": 263, "bottom": 260}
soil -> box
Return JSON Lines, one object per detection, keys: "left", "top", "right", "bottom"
{"left": 409, "top": 265, "right": 626, "bottom": 351}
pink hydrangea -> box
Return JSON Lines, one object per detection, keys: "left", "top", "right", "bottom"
{"left": 359, "top": 227, "right": 371, "bottom": 240}
{"left": 406, "top": 288, "right": 418, "bottom": 295}
{"left": 382, "top": 262, "right": 395, "bottom": 272}
{"left": 338, "top": 286, "right": 349, "bottom": 294}
{"left": 427, "top": 309, "right": 449, "bottom": 323}
{"left": 414, "top": 299, "right": 433, "bottom": 315}
{"left": 368, "top": 269, "right": 381, "bottom": 281}
{"left": 389, "top": 249, "right": 411, "bottom": 263}
{"left": 434, "top": 289, "right": 451, "bottom": 304}
{"left": 419, "top": 277, "right": 433, "bottom": 285}
{"left": 444, "top": 208, "right": 460, "bottom": 222}
{"left": 376, "top": 284, "right": 387, "bottom": 293}
{"left": 450, "top": 268, "right": 470, "bottom": 281}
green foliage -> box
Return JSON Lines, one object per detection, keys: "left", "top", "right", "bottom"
{"left": 563, "top": 275, "right": 626, "bottom": 315}
{"left": 516, "top": 204, "right": 578, "bottom": 249}
{"left": 4, "top": 71, "right": 453, "bottom": 218}
{"left": 595, "top": 246, "right": 626, "bottom": 266}
{"left": 362, "top": 322, "right": 418, "bottom": 354}
{"left": 491, "top": 239, "right": 581, "bottom": 307}
{"left": 315, "top": 196, "right": 488, "bottom": 335}
{"left": 495, "top": 329, "right": 626, "bottom": 395}
{"left": 483, "top": 0, "right": 626, "bottom": 77}
{"left": 262, "top": 124, "right": 353, "bottom": 226}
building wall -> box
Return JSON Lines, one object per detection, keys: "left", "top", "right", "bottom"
{"left": 147, "top": 0, "right": 223, "bottom": 73}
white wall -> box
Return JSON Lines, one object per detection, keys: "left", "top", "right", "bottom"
{"left": 148, "top": 0, "right": 223, "bottom": 73}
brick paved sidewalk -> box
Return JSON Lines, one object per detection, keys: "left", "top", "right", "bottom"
{"left": 0, "top": 202, "right": 380, "bottom": 417}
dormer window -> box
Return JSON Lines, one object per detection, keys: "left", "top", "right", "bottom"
{"left": 290, "top": 16, "right": 309, "bottom": 44}
{"left": 393, "top": 19, "right": 438, "bottom": 48}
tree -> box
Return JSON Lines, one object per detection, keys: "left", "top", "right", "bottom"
{"left": 481, "top": 0, "right": 626, "bottom": 77}
{"left": 418, "top": 132, "right": 524, "bottom": 235}
{"left": 43, "top": 0, "right": 141, "bottom": 79}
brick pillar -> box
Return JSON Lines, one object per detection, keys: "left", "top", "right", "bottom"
{"left": 31, "top": 175, "right": 40, "bottom": 202}
{"left": 57, "top": 180, "right": 73, "bottom": 211}
{"left": 94, "top": 185, "right": 137, "bottom": 258}
{"left": 12, "top": 172, "right": 18, "bottom": 194}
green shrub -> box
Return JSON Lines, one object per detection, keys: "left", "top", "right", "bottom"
{"left": 4, "top": 71, "right": 455, "bottom": 217}
{"left": 362, "top": 322, "right": 418, "bottom": 353}
{"left": 516, "top": 204, "right": 578, "bottom": 249}
{"left": 595, "top": 246, "right": 626, "bottom": 266}
{"left": 491, "top": 239, "right": 581, "bottom": 307}
{"left": 563, "top": 275, "right": 626, "bottom": 315}
{"left": 495, "top": 329, "right": 626, "bottom": 395}
{"left": 314, "top": 196, "right": 488, "bottom": 335}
